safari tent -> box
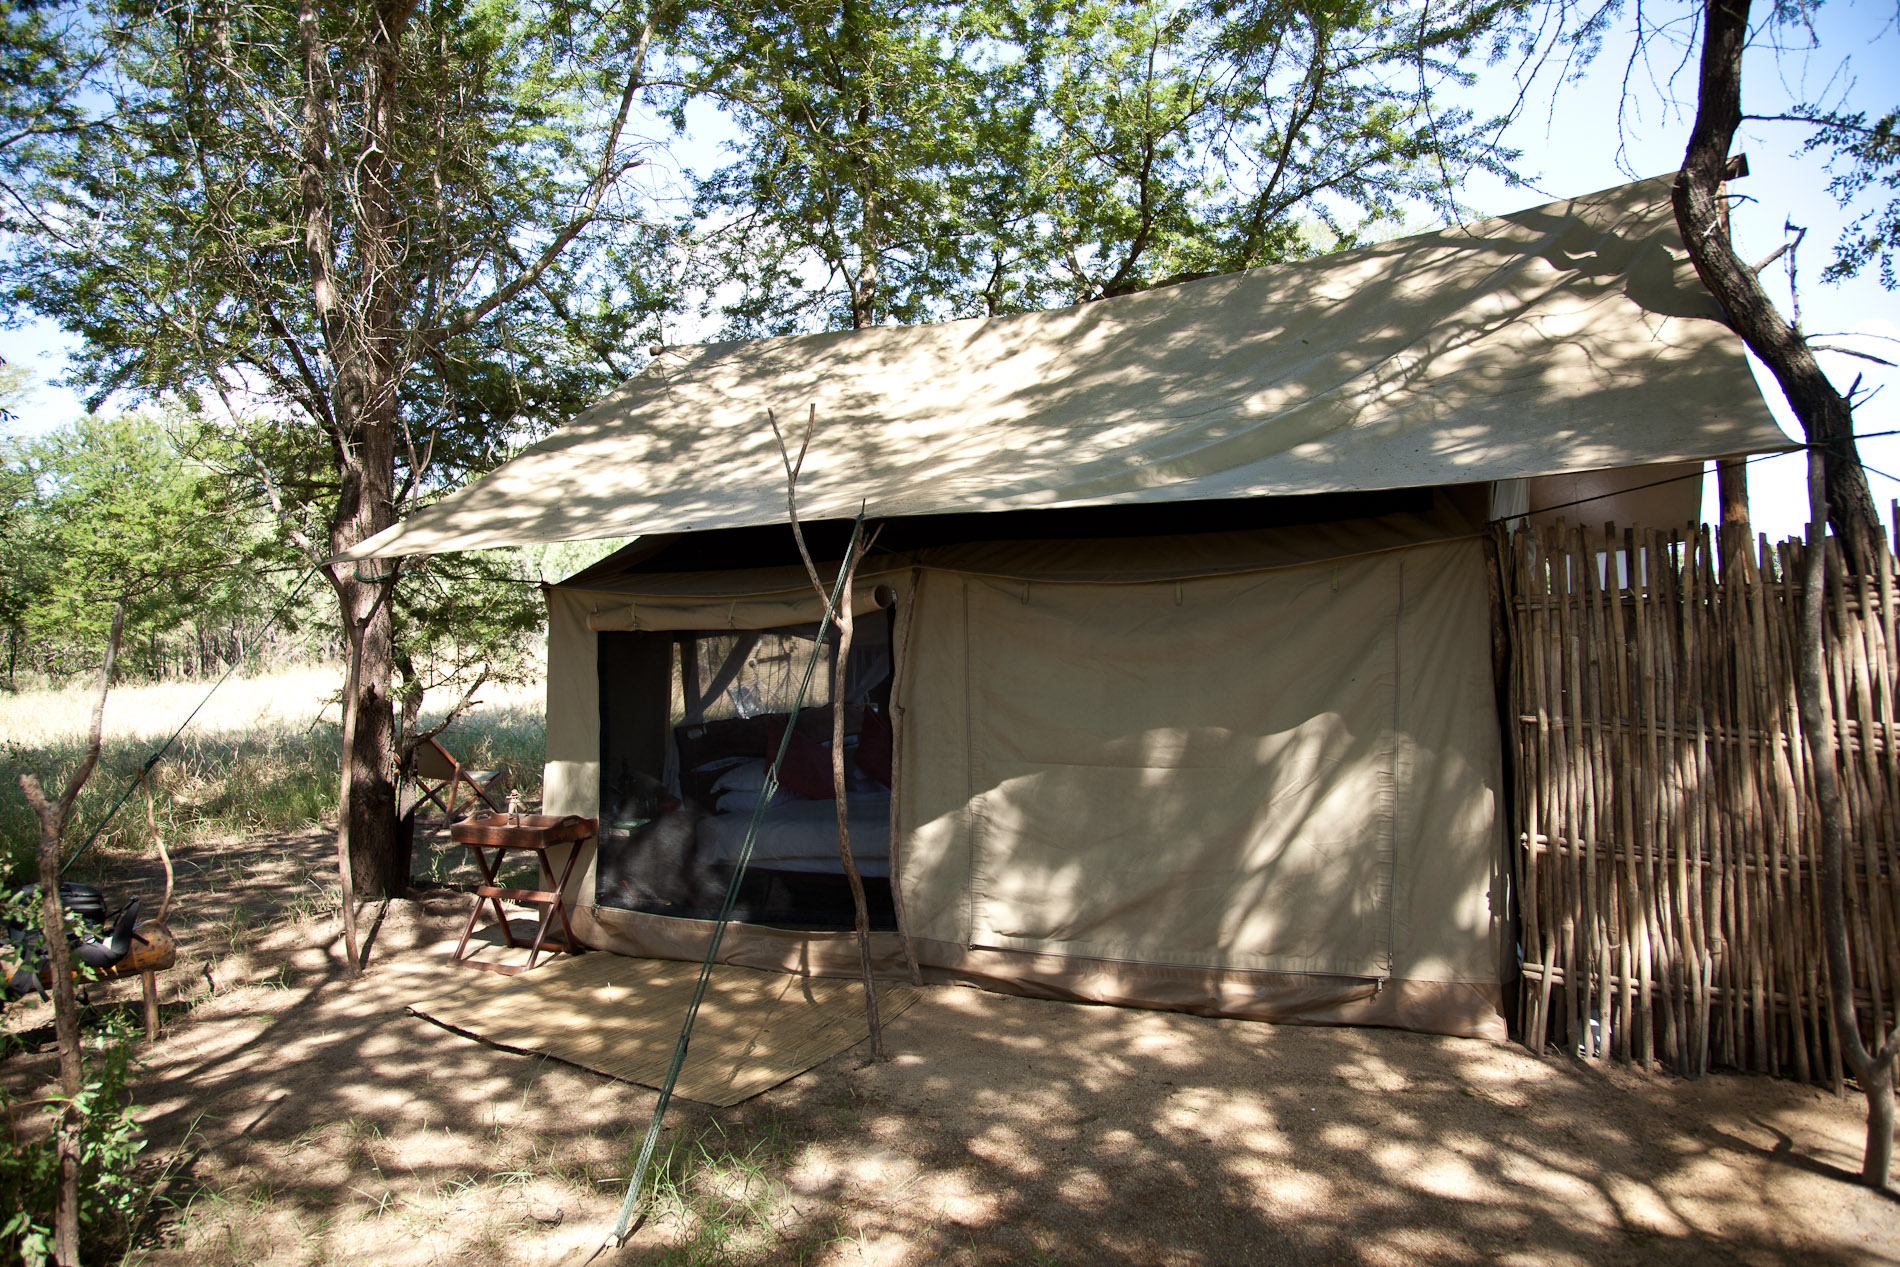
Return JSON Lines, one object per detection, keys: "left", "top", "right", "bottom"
{"left": 348, "top": 174, "right": 1792, "bottom": 1041}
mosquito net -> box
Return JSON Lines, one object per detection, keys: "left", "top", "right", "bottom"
{"left": 594, "top": 616, "right": 895, "bottom": 928}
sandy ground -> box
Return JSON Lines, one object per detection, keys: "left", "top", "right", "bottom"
{"left": 5, "top": 829, "right": 1897, "bottom": 1266}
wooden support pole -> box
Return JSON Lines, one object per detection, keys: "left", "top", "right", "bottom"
{"left": 886, "top": 569, "right": 925, "bottom": 987}
{"left": 141, "top": 970, "right": 160, "bottom": 1041}
{"left": 771, "top": 406, "right": 887, "bottom": 1060}
{"left": 335, "top": 614, "right": 365, "bottom": 975}
{"left": 16, "top": 603, "right": 122, "bottom": 1267}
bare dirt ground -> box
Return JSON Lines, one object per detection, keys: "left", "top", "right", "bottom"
{"left": 6, "top": 828, "right": 1897, "bottom": 1266}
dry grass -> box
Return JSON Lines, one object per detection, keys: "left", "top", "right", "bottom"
{"left": 1, "top": 668, "right": 546, "bottom": 884}
{"left": 0, "top": 665, "right": 545, "bottom": 747}
{"left": 0, "top": 666, "right": 346, "bottom": 748}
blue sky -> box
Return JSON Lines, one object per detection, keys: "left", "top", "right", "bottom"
{"left": 4, "top": 2, "right": 1894, "bottom": 544}
{"left": 1444, "top": 1, "right": 1900, "bottom": 542}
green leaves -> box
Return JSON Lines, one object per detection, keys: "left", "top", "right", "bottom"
{"left": 0, "top": 0, "right": 99, "bottom": 237}
{"left": 2, "top": 0, "right": 681, "bottom": 716}
{"left": 680, "top": 0, "right": 1004, "bottom": 332}
{"left": 1803, "top": 105, "right": 1900, "bottom": 289}
{"left": 2, "top": 0, "right": 1542, "bottom": 708}
{"left": 0, "top": 993, "right": 148, "bottom": 1266}
{"left": 678, "top": 0, "right": 1529, "bottom": 335}
{"left": 0, "top": 411, "right": 280, "bottom": 682}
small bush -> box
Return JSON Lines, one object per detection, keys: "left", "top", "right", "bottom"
{"left": 0, "top": 1008, "right": 148, "bottom": 1266}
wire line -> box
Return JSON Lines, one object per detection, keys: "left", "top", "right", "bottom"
{"left": 61, "top": 564, "right": 323, "bottom": 876}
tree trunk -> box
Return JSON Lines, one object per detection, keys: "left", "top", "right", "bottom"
{"left": 1801, "top": 462, "right": 1898, "bottom": 1187}
{"left": 338, "top": 2, "right": 414, "bottom": 899}
{"left": 327, "top": 358, "right": 403, "bottom": 899}
{"left": 1717, "top": 457, "right": 1751, "bottom": 578}
{"left": 841, "top": 0, "right": 880, "bottom": 332}
{"left": 1680, "top": 0, "right": 1897, "bottom": 1185}
{"left": 852, "top": 202, "right": 881, "bottom": 331}
{"left": 1674, "top": 0, "right": 1881, "bottom": 571}
{"left": 394, "top": 674, "right": 424, "bottom": 866}
{"left": 302, "top": 0, "right": 416, "bottom": 900}
{"left": 1868, "top": 1059, "right": 1898, "bottom": 1188}
{"left": 333, "top": 565, "right": 403, "bottom": 897}
{"left": 1805, "top": 513, "right": 1897, "bottom": 1186}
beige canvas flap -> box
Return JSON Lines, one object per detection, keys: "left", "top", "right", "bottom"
{"left": 962, "top": 561, "right": 1400, "bottom": 976}
{"left": 346, "top": 176, "right": 1788, "bottom": 561}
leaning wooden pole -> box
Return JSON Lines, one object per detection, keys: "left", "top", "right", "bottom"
{"left": 1800, "top": 450, "right": 1900, "bottom": 1187}
{"left": 771, "top": 406, "right": 888, "bottom": 1059}
{"left": 333, "top": 603, "right": 365, "bottom": 975}
{"left": 16, "top": 603, "right": 123, "bottom": 1267}
{"left": 886, "top": 569, "right": 926, "bottom": 986}
{"left": 139, "top": 772, "right": 175, "bottom": 925}
{"left": 825, "top": 530, "right": 887, "bottom": 1059}
{"left": 30, "top": 811, "right": 85, "bottom": 1267}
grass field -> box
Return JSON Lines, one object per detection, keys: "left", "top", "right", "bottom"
{"left": 0, "top": 668, "right": 546, "bottom": 884}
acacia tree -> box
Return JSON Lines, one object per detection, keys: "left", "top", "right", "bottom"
{"left": 1810, "top": 103, "right": 1900, "bottom": 290}
{"left": 0, "top": 413, "right": 275, "bottom": 684}
{"left": 0, "top": 0, "right": 100, "bottom": 231}
{"left": 1024, "top": 0, "right": 1527, "bottom": 301}
{"left": 7, "top": 0, "right": 677, "bottom": 896}
{"left": 674, "top": 0, "right": 1005, "bottom": 332}
{"left": 1670, "top": 0, "right": 1897, "bottom": 1188}
{"left": 1672, "top": 0, "right": 1884, "bottom": 567}
{"left": 681, "top": 0, "right": 1530, "bottom": 336}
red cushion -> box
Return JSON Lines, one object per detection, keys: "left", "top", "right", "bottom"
{"left": 855, "top": 705, "right": 893, "bottom": 787}
{"left": 766, "top": 717, "right": 835, "bottom": 800}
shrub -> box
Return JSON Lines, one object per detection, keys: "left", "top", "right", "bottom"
{"left": 0, "top": 1009, "right": 147, "bottom": 1266}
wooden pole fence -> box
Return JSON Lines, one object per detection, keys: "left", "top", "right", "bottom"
{"left": 1499, "top": 521, "right": 1899, "bottom": 1080}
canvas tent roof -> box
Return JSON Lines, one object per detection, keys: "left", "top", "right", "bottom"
{"left": 347, "top": 174, "right": 1789, "bottom": 561}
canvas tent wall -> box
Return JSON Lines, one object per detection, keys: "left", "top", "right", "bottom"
{"left": 347, "top": 175, "right": 1793, "bottom": 1041}
{"left": 547, "top": 489, "right": 1513, "bottom": 1036}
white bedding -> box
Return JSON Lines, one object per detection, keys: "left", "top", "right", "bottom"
{"left": 695, "top": 790, "right": 891, "bottom": 877}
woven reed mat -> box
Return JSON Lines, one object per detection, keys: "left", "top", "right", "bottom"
{"left": 409, "top": 954, "right": 920, "bottom": 1107}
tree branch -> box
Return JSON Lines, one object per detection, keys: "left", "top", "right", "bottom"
{"left": 428, "top": 13, "right": 659, "bottom": 345}
{"left": 768, "top": 405, "right": 824, "bottom": 595}
{"left": 296, "top": 0, "right": 346, "bottom": 378}
{"left": 1672, "top": 0, "right": 1881, "bottom": 568}
{"left": 1811, "top": 345, "right": 1900, "bottom": 368}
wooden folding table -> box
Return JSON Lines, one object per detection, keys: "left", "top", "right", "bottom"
{"left": 448, "top": 813, "right": 597, "bottom": 975}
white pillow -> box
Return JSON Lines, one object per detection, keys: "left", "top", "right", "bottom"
{"left": 710, "top": 759, "right": 770, "bottom": 795}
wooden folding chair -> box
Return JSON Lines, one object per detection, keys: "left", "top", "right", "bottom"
{"left": 410, "top": 735, "right": 509, "bottom": 827}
